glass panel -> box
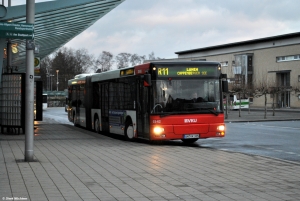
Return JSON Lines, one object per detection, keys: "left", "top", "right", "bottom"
{"left": 151, "top": 79, "right": 221, "bottom": 114}
{"left": 1, "top": 74, "right": 22, "bottom": 126}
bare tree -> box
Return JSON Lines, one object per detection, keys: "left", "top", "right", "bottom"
{"left": 228, "top": 79, "right": 252, "bottom": 117}
{"left": 73, "top": 48, "right": 94, "bottom": 73}
{"left": 252, "top": 71, "right": 296, "bottom": 119}
{"left": 253, "top": 81, "right": 269, "bottom": 119}
{"left": 294, "top": 86, "right": 300, "bottom": 95}
{"left": 249, "top": 67, "right": 272, "bottom": 119}
{"left": 94, "top": 51, "right": 114, "bottom": 72}
{"left": 289, "top": 79, "right": 299, "bottom": 108}
{"left": 40, "top": 48, "right": 162, "bottom": 91}
{"left": 140, "top": 55, "right": 147, "bottom": 63}
{"left": 116, "top": 53, "right": 131, "bottom": 69}
{"left": 51, "top": 47, "right": 94, "bottom": 90}
{"left": 40, "top": 55, "right": 53, "bottom": 91}
{"left": 148, "top": 51, "right": 155, "bottom": 60}
{"left": 130, "top": 54, "right": 142, "bottom": 66}
{"left": 269, "top": 85, "right": 283, "bottom": 116}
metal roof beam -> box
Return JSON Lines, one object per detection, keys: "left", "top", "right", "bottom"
{"left": 0, "top": 0, "right": 125, "bottom": 73}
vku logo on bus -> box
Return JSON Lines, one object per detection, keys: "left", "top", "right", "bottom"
{"left": 184, "top": 119, "right": 197, "bottom": 123}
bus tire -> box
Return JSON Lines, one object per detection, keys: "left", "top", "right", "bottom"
{"left": 125, "top": 121, "right": 134, "bottom": 141}
{"left": 94, "top": 117, "right": 100, "bottom": 134}
{"left": 181, "top": 138, "right": 198, "bottom": 143}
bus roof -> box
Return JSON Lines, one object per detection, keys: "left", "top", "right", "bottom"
{"left": 70, "top": 61, "right": 222, "bottom": 83}
{"left": 74, "top": 73, "right": 94, "bottom": 79}
{"left": 148, "top": 61, "right": 221, "bottom": 65}
{"left": 91, "top": 66, "right": 134, "bottom": 82}
{"left": 68, "top": 74, "right": 90, "bottom": 85}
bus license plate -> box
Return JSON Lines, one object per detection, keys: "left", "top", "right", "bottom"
{"left": 183, "top": 134, "right": 199, "bottom": 139}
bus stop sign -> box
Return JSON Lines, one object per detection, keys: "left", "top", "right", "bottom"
{"left": 0, "top": 22, "right": 34, "bottom": 39}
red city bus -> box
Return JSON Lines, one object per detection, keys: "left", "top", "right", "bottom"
{"left": 68, "top": 61, "right": 228, "bottom": 143}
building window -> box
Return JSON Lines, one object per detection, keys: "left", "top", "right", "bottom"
{"left": 234, "top": 74, "right": 246, "bottom": 85}
{"left": 298, "top": 75, "right": 300, "bottom": 82}
{"left": 276, "top": 54, "right": 300, "bottom": 62}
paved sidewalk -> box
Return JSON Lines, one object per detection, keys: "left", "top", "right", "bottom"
{"left": 1, "top": 114, "right": 300, "bottom": 201}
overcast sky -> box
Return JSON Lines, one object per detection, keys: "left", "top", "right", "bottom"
{"left": 10, "top": 0, "right": 300, "bottom": 59}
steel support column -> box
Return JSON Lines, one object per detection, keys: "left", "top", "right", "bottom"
{"left": 25, "top": 0, "right": 35, "bottom": 162}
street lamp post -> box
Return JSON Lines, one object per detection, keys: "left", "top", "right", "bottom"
{"left": 56, "top": 70, "right": 59, "bottom": 91}
{"left": 50, "top": 74, "right": 54, "bottom": 91}
{"left": 46, "top": 74, "right": 49, "bottom": 91}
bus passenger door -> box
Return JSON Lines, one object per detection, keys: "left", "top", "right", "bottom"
{"left": 100, "top": 83, "right": 110, "bottom": 133}
{"left": 137, "top": 79, "right": 150, "bottom": 139}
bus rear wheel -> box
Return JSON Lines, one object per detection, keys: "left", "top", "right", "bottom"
{"left": 181, "top": 138, "right": 198, "bottom": 143}
{"left": 125, "top": 122, "right": 134, "bottom": 141}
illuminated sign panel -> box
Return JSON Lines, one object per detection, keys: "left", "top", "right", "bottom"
{"left": 156, "top": 66, "right": 218, "bottom": 77}
{"left": 71, "top": 80, "right": 85, "bottom": 85}
{"left": 120, "top": 68, "right": 134, "bottom": 76}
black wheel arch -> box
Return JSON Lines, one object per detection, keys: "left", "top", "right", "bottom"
{"left": 125, "top": 116, "right": 133, "bottom": 126}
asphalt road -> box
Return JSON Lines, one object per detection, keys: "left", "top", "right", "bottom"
{"left": 43, "top": 107, "right": 300, "bottom": 163}
{"left": 198, "top": 121, "right": 300, "bottom": 163}
{"left": 43, "top": 107, "right": 72, "bottom": 125}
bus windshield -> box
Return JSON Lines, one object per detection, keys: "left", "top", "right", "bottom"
{"left": 151, "top": 79, "right": 222, "bottom": 114}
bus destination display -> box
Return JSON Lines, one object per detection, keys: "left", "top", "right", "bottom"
{"left": 157, "top": 66, "right": 218, "bottom": 77}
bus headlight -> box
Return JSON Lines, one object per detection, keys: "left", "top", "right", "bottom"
{"left": 217, "top": 125, "right": 225, "bottom": 131}
{"left": 216, "top": 125, "right": 225, "bottom": 136}
{"left": 153, "top": 127, "right": 164, "bottom": 135}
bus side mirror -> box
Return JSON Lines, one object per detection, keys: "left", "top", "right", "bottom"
{"left": 143, "top": 74, "right": 152, "bottom": 87}
{"left": 222, "top": 80, "right": 228, "bottom": 92}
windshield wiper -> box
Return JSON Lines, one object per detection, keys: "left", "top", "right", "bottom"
{"left": 206, "top": 109, "right": 219, "bottom": 116}
{"left": 157, "top": 108, "right": 219, "bottom": 117}
{"left": 159, "top": 112, "right": 182, "bottom": 117}
{"left": 184, "top": 108, "right": 219, "bottom": 116}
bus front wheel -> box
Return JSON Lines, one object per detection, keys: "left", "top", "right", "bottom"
{"left": 125, "top": 122, "right": 134, "bottom": 141}
{"left": 181, "top": 138, "right": 198, "bottom": 143}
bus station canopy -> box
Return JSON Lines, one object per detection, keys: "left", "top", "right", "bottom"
{"left": 0, "top": 0, "right": 125, "bottom": 73}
